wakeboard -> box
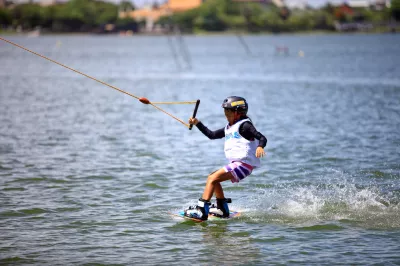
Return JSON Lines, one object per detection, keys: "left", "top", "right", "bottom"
{"left": 171, "top": 210, "right": 241, "bottom": 222}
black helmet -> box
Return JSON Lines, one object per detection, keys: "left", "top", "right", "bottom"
{"left": 222, "top": 96, "right": 248, "bottom": 115}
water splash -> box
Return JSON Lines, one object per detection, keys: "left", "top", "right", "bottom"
{"left": 241, "top": 174, "right": 400, "bottom": 229}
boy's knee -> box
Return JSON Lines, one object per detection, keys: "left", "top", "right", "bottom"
{"left": 207, "top": 169, "right": 228, "bottom": 184}
{"left": 207, "top": 175, "right": 218, "bottom": 184}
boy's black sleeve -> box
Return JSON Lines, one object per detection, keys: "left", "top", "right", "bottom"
{"left": 239, "top": 121, "right": 267, "bottom": 148}
{"left": 196, "top": 122, "right": 225, "bottom": 140}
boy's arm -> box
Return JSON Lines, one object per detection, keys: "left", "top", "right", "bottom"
{"left": 196, "top": 122, "right": 225, "bottom": 140}
{"left": 240, "top": 122, "right": 267, "bottom": 148}
{"left": 189, "top": 117, "right": 225, "bottom": 140}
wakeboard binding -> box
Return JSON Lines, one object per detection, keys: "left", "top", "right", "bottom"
{"left": 184, "top": 198, "right": 211, "bottom": 221}
{"left": 209, "top": 198, "right": 232, "bottom": 218}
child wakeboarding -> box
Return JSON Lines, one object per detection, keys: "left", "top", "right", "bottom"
{"left": 185, "top": 96, "right": 267, "bottom": 221}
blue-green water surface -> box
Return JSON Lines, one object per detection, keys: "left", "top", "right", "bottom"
{"left": 0, "top": 34, "right": 399, "bottom": 265}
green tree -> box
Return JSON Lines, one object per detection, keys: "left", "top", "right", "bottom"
{"left": 241, "top": 3, "right": 266, "bottom": 32}
{"left": 262, "top": 8, "right": 285, "bottom": 33}
{"left": 93, "top": 1, "right": 118, "bottom": 25}
{"left": 0, "top": 8, "right": 12, "bottom": 26}
{"left": 312, "top": 10, "right": 335, "bottom": 30}
{"left": 321, "top": 3, "right": 335, "bottom": 14}
{"left": 193, "top": 0, "right": 229, "bottom": 31}
{"left": 208, "top": 0, "right": 244, "bottom": 31}
{"left": 171, "top": 8, "right": 198, "bottom": 32}
{"left": 12, "top": 3, "right": 42, "bottom": 30}
{"left": 120, "top": 1, "right": 135, "bottom": 12}
{"left": 55, "top": 0, "right": 118, "bottom": 31}
{"left": 392, "top": 0, "right": 400, "bottom": 20}
{"left": 286, "top": 11, "right": 315, "bottom": 32}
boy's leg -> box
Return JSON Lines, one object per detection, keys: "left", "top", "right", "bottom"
{"left": 202, "top": 168, "right": 233, "bottom": 201}
{"left": 206, "top": 169, "right": 226, "bottom": 199}
{"left": 208, "top": 162, "right": 253, "bottom": 218}
{"left": 184, "top": 169, "right": 232, "bottom": 221}
{"left": 214, "top": 182, "right": 225, "bottom": 199}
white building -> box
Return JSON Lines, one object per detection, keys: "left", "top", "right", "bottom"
{"left": 348, "top": 0, "right": 391, "bottom": 8}
{"left": 10, "top": 0, "right": 66, "bottom": 5}
{"left": 284, "top": 0, "right": 308, "bottom": 9}
{"left": 39, "top": 0, "right": 66, "bottom": 6}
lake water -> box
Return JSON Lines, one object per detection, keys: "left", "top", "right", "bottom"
{"left": 0, "top": 33, "right": 399, "bottom": 265}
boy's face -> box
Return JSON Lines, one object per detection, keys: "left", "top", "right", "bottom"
{"left": 224, "top": 109, "right": 239, "bottom": 125}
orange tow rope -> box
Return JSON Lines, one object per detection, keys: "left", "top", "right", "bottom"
{"left": 0, "top": 37, "right": 199, "bottom": 128}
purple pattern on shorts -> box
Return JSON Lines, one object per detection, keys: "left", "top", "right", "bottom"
{"left": 224, "top": 162, "right": 253, "bottom": 183}
{"left": 234, "top": 168, "right": 244, "bottom": 180}
{"left": 225, "top": 164, "right": 233, "bottom": 172}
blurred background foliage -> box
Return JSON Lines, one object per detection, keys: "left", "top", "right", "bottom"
{"left": 0, "top": 0, "right": 136, "bottom": 32}
{"left": 0, "top": 0, "right": 399, "bottom": 33}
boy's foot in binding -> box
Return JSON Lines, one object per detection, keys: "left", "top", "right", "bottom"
{"left": 209, "top": 198, "right": 232, "bottom": 218}
{"left": 184, "top": 198, "right": 210, "bottom": 221}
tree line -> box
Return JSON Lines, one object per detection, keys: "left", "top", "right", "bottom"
{"left": 0, "top": 0, "right": 399, "bottom": 33}
{"left": 162, "top": 0, "right": 399, "bottom": 33}
{"left": 0, "top": 0, "right": 137, "bottom": 32}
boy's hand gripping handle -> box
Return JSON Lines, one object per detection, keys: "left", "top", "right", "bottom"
{"left": 189, "top": 99, "right": 200, "bottom": 130}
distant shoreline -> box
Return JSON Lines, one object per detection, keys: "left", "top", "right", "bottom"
{"left": 1, "top": 29, "right": 397, "bottom": 37}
